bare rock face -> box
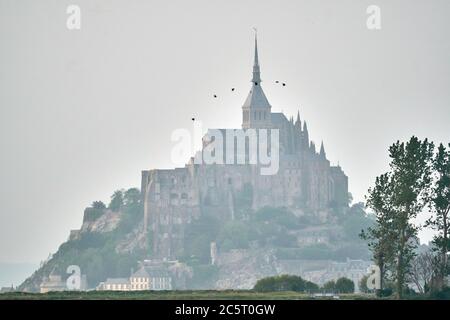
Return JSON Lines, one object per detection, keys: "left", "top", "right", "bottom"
{"left": 115, "top": 220, "right": 146, "bottom": 254}
{"left": 214, "top": 249, "right": 279, "bottom": 289}
{"left": 80, "top": 209, "right": 121, "bottom": 233}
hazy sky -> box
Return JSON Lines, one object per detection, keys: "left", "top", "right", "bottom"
{"left": 1, "top": 0, "right": 449, "bottom": 264}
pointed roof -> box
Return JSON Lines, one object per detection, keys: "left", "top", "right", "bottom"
{"left": 303, "top": 121, "right": 308, "bottom": 132}
{"left": 243, "top": 32, "right": 271, "bottom": 110}
{"left": 295, "top": 111, "right": 301, "bottom": 129}
{"left": 320, "top": 141, "right": 326, "bottom": 158}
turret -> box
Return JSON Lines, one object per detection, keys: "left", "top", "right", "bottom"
{"left": 310, "top": 140, "right": 316, "bottom": 153}
{"left": 295, "top": 111, "right": 302, "bottom": 131}
{"left": 303, "top": 121, "right": 309, "bottom": 147}
{"left": 320, "top": 141, "right": 326, "bottom": 159}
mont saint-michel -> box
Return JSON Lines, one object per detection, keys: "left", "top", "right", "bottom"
{"left": 19, "top": 37, "right": 371, "bottom": 293}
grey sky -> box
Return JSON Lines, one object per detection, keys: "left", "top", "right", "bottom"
{"left": 1, "top": 0, "right": 449, "bottom": 264}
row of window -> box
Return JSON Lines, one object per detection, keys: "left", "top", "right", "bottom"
{"left": 243, "top": 110, "right": 268, "bottom": 122}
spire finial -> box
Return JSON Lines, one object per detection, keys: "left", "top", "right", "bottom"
{"left": 253, "top": 28, "right": 258, "bottom": 64}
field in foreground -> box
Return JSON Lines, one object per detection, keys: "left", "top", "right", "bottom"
{"left": 0, "top": 290, "right": 375, "bottom": 300}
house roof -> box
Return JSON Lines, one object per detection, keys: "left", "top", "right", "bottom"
{"left": 131, "top": 266, "right": 170, "bottom": 278}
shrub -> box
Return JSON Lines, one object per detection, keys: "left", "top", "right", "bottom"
{"left": 335, "top": 277, "right": 355, "bottom": 293}
{"left": 254, "top": 274, "right": 318, "bottom": 292}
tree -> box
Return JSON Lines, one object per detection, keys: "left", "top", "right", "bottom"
{"left": 342, "top": 203, "right": 374, "bottom": 242}
{"left": 361, "top": 173, "right": 396, "bottom": 295}
{"left": 335, "top": 277, "right": 355, "bottom": 293}
{"left": 323, "top": 280, "right": 336, "bottom": 292}
{"left": 91, "top": 201, "right": 106, "bottom": 209}
{"left": 362, "top": 137, "right": 434, "bottom": 299}
{"left": 123, "top": 188, "right": 140, "bottom": 206}
{"left": 426, "top": 143, "right": 450, "bottom": 290}
{"left": 109, "top": 190, "right": 124, "bottom": 212}
{"left": 408, "top": 251, "right": 435, "bottom": 294}
{"left": 388, "top": 137, "right": 434, "bottom": 298}
{"left": 253, "top": 275, "right": 318, "bottom": 292}
{"left": 359, "top": 274, "right": 369, "bottom": 293}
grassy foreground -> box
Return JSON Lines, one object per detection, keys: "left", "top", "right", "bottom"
{"left": 0, "top": 290, "right": 375, "bottom": 300}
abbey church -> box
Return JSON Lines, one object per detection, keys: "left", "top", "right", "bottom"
{"left": 141, "top": 37, "right": 348, "bottom": 260}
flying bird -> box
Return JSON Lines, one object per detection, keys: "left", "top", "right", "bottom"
{"left": 191, "top": 117, "right": 195, "bottom": 121}
{"left": 282, "top": 83, "right": 286, "bottom": 86}
{"left": 231, "top": 88, "right": 235, "bottom": 92}
{"left": 213, "top": 94, "right": 217, "bottom": 98}
{"left": 275, "top": 80, "right": 279, "bottom": 84}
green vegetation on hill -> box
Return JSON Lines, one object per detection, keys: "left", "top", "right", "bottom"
{"left": 19, "top": 188, "right": 145, "bottom": 291}
{"left": 184, "top": 202, "right": 373, "bottom": 262}
{"left": 20, "top": 183, "right": 374, "bottom": 292}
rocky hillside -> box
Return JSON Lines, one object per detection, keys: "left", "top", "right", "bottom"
{"left": 19, "top": 188, "right": 146, "bottom": 292}
{"left": 19, "top": 186, "right": 373, "bottom": 292}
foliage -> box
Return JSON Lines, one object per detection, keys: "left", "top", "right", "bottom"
{"left": 322, "top": 277, "right": 354, "bottom": 293}
{"left": 425, "top": 143, "right": 450, "bottom": 289}
{"left": 234, "top": 183, "right": 253, "bottom": 219}
{"left": 109, "top": 190, "right": 124, "bottom": 212}
{"left": 91, "top": 201, "right": 106, "bottom": 209}
{"left": 429, "top": 286, "right": 450, "bottom": 300}
{"left": 362, "top": 136, "right": 434, "bottom": 299}
{"left": 322, "top": 280, "right": 336, "bottom": 291}
{"left": 253, "top": 274, "right": 319, "bottom": 292}
{"left": 116, "top": 188, "right": 143, "bottom": 235}
{"left": 217, "top": 220, "right": 253, "bottom": 251}
{"left": 335, "top": 277, "right": 355, "bottom": 293}
{"left": 183, "top": 213, "right": 221, "bottom": 263}
{"left": 341, "top": 203, "right": 374, "bottom": 241}
{"left": 359, "top": 275, "right": 369, "bottom": 293}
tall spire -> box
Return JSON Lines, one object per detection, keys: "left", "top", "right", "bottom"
{"left": 252, "top": 29, "right": 261, "bottom": 84}
{"left": 242, "top": 30, "right": 271, "bottom": 129}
